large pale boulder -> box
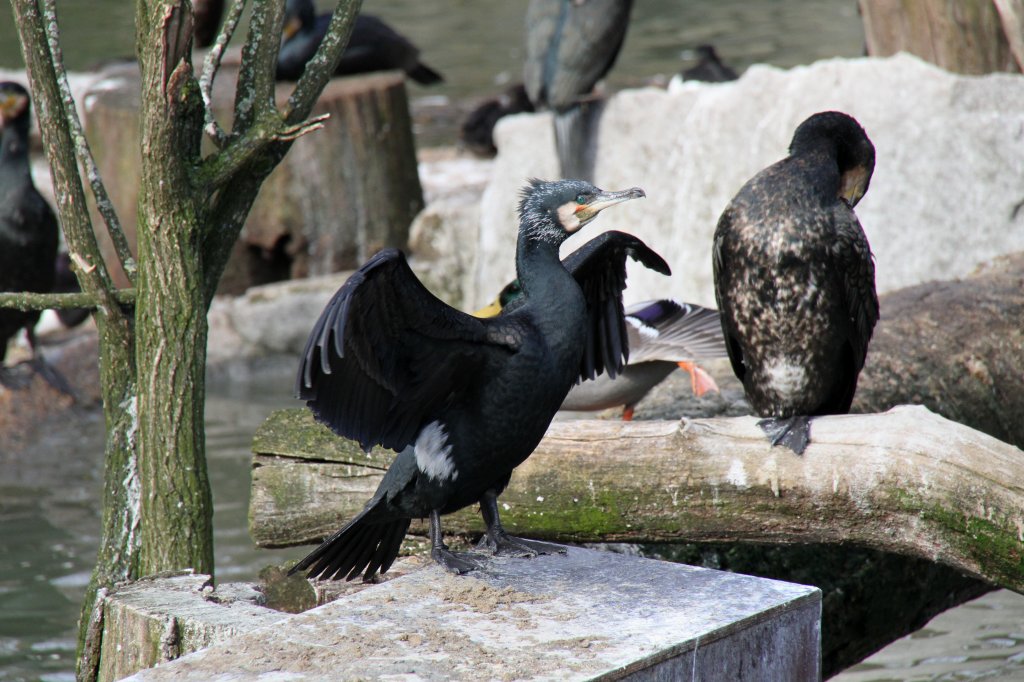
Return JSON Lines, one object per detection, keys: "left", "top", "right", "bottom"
{"left": 475, "top": 53, "right": 1024, "bottom": 309}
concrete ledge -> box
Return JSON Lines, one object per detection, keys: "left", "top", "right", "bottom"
{"left": 123, "top": 547, "right": 820, "bottom": 681}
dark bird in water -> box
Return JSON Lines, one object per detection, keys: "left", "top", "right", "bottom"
{"left": 459, "top": 84, "right": 535, "bottom": 158}
{"left": 682, "top": 44, "right": 738, "bottom": 83}
{"left": 193, "top": 0, "right": 225, "bottom": 48}
{"left": 524, "top": 0, "right": 633, "bottom": 180}
{"left": 712, "top": 111, "right": 878, "bottom": 454}
{"left": 477, "top": 282, "right": 726, "bottom": 419}
{"left": 291, "top": 179, "right": 668, "bottom": 581}
{"left": 277, "top": 0, "right": 444, "bottom": 85}
{"left": 0, "top": 82, "right": 63, "bottom": 391}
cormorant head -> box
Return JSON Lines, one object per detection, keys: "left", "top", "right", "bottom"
{"left": 789, "top": 111, "right": 875, "bottom": 208}
{"left": 0, "top": 81, "right": 31, "bottom": 132}
{"left": 695, "top": 44, "right": 718, "bottom": 61}
{"left": 282, "top": 0, "right": 316, "bottom": 40}
{"left": 517, "top": 178, "right": 645, "bottom": 245}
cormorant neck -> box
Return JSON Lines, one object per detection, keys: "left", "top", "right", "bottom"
{"left": 0, "top": 119, "right": 32, "bottom": 199}
{"left": 515, "top": 230, "right": 569, "bottom": 302}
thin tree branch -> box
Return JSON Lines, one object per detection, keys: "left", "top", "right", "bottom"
{"left": 285, "top": 0, "right": 363, "bottom": 123}
{"left": 0, "top": 289, "right": 136, "bottom": 311}
{"left": 199, "top": 0, "right": 247, "bottom": 147}
{"left": 198, "top": 112, "right": 329, "bottom": 193}
{"left": 39, "top": 0, "right": 137, "bottom": 283}
{"left": 9, "top": 0, "right": 127, "bottom": 326}
{"left": 232, "top": 0, "right": 286, "bottom": 135}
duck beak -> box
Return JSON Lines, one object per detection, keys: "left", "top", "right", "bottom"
{"left": 472, "top": 297, "right": 503, "bottom": 318}
{"left": 575, "top": 186, "right": 646, "bottom": 224}
{"left": 0, "top": 92, "right": 24, "bottom": 124}
{"left": 282, "top": 16, "right": 302, "bottom": 41}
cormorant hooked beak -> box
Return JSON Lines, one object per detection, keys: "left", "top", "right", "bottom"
{"left": 0, "top": 90, "right": 28, "bottom": 125}
{"left": 840, "top": 165, "right": 870, "bottom": 208}
{"left": 560, "top": 186, "right": 646, "bottom": 233}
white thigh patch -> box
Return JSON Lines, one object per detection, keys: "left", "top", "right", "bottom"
{"left": 415, "top": 421, "right": 458, "bottom": 482}
{"left": 764, "top": 358, "right": 808, "bottom": 402}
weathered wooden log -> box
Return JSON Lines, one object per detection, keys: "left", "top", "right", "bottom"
{"left": 853, "top": 253, "right": 1024, "bottom": 449}
{"left": 250, "top": 405, "right": 1024, "bottom": 593}
{"left": 858, "top": 0, "right": 1022, "bottom": 74}
{"left": 84, "top": 65, "right": 423, "bottom": 293}
{"left": 96, "top": 572, "right": 282, "bottom": 682}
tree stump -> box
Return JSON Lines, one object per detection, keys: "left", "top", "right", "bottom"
{"left": 83, "top": 64, "right": 423, "bottom": 293}
{"left": 858, "top": 0, "right": 1023, "bottom": 74}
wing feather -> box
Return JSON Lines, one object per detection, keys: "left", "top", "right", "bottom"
{"left": 562, "top": 230, "right": 670, "bottom": 382}
{"left": 296, "top": 249, "right": 515, "bottom": 452}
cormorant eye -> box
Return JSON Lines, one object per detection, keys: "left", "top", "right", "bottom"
{"left": 576, "top": 193, "right": 588, "bottom": 204}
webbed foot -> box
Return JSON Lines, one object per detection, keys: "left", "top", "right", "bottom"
{"left": 430, "top": 546, "right": 484, "bottom": 575}
{"left": 757, "top": 415, "right": 811, "bottom": 455}
{"left": 478, "top": 530, "right": 566, "bottom": 558}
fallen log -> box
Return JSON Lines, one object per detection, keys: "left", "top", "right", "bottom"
{"left": 250, "top": 405, "right": 1024, "bottom": 593}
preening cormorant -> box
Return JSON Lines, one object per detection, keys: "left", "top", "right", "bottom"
{"left": 477, "top": 283, "right": 726, "bottom": 419}
{"left": 0, "top": 82, "right": 59, "bottom": 388}
{"left": 290, "top": 179, "right": 668, "bottom": 581}
{"left": 277, "top": 0, "right": 444, "bottom": 85}
{"left": 524, "top": 0, "right": 633, "bottom": 180}
{"left": 682, "top": 44, "right": 738, "bottom": 83}
{"left": 712, "top": 111, "right": 878, "bottom": 454}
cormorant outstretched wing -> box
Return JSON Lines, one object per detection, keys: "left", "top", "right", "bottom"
{"left": 296, "top": 249, "right": 517, "bottom": 452}
{"left": 561, "top": 230, "right": 670, "bottom": 381}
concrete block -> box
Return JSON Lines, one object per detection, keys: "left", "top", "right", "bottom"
{"left": 123, "top": 547, "right": 820, "bottom": 681}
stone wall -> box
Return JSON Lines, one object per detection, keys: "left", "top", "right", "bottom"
{"left": 472, "top": 53, "right": 1024, "bottom": 310}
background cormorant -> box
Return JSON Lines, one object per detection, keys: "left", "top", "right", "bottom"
{"left": 277, "top": 0, "right": 444, "bottom": 85}
{"left": 459, "top": 84, "right": 535, "bottom": 158}
{"left": 682, "top": 44, "right": 738, "bottom": 83}
{"left": 523, "top": 0, "right": 633, "bottom": 180}
{"left": 291, "top": 179, "right": 668, "bottom": 581}
{"left": 0, "top": 81, "right": 60, "bottom": 389}
{"left": 477, "top": 281, "right": 726, "bottom": 419}
{"left": 712, "top": 111, "right": 878, "bottom": 454}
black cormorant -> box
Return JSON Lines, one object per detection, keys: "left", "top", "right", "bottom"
{"left": 712, "top": 111, "right": 878, "bottom": 454}
{"left": 459, "top": 84, "right": 535, "bottom": 158}
{"left": 477, "top": 282, "right": 726, "bottom": 419}
{"left": 0, "top": 82, "right": 59, "bottom": 388}
{"left": 277, "top": 0, "right": 444, "bottom": 85}
{"left": 682, "top": 44, "right": 738, "bottom": 83}
{"left": 193, "top": 0, "right": 224, "bottom": 48}
{"left": 291, "top": 179, "right": 668, "bottom": 581}
{"left": 524, "top": 0, "right": 633, "bottom": 180}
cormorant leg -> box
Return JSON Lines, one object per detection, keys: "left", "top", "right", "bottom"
{"left": 25, "top": 328, "right": 77, "bottom": 400}
{"left": 677, "top": 361, "right": 720, "bottom": 398}
{"left": 477, "top": 489, "right": 566, "bottom": 557}
{"left": 757, "top": 415, "right": 812, "bottom": 456}
{"left": 428, "top": 510, "right": 481, "bottom": 575}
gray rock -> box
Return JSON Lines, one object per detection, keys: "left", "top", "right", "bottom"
{"left": 473, "top": 53, "right": 1024, "bottom": 310}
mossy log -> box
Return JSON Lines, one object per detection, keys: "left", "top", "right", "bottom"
{"left": 858, "top": 0, "right": 1023, "bottom": 74}
{"left": 250, "top": 405, "right": 1024, "bottom": 593}
{"left": 84, "top": 66, "right": 422, "bottom": 293}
